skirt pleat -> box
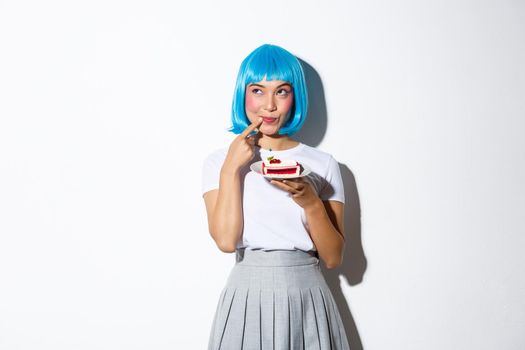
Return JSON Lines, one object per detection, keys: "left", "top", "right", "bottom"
{"left": 275, "top": 289, "right": 291, "bottom": 348}
{"left": 242, "top": 288, "right": 261, "bottom": 349}
{"left": 301, "top": 288, "right": 321, "bottom": 350}
{"left": 288, "top": 288, "right": 304, "bottom": 349}
{"left": 325, "top": 288, "right": 346, "bottom": 349}
{"left": 208, "top": 249, "right": 350, "bottom": 350}
{"left": 260, "top": 289, "right": 274, "bottom": 349}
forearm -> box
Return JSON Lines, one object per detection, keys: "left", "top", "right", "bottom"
{"left": 210, "top": 167, "right": 243, "bottom": 252}
{"left": 304, "top": 199, "right": 345, "bottom": 268}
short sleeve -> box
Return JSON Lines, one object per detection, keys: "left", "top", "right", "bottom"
{"left": 318, "top": 155, "right": 345, "bottom": 204}
{"left": 201, "top": 149, "right": 226, "bottom": 196}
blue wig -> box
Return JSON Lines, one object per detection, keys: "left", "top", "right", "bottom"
{"left": 228, "top": 44, "right": 308, "bottom": 136}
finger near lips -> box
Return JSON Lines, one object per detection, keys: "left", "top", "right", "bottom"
{"left": 240, "top": 118, "right": 263, "bottom": 138}
{"left": 244, "top": 129, "right": 259, "bottom": 140}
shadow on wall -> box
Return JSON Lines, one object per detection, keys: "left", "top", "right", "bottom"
{"left": 296, "top": 59, "right": 367, "bottom": 350}
{"left": 294, "top": 59, "right": 328, "bottom": 148}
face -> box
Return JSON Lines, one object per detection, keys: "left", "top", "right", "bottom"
{"left": 245, "top": 79, "right": 294, "bottom": 135}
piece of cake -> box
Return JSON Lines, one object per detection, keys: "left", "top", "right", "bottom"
{"left": 261, "top": 156, "right": 301, "bottom": 177}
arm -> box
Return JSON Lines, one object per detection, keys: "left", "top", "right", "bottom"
{"left": 304, "top": 199, "right": 345, "bottom": 269}
{"left": 270, "top": 178, "right": 345, "bottom": 269}
{"left": 203, "top": 168, "right": 243, "bottom": 253}
{"left": 202, "top": 118, "right": 263, "bottom": 253}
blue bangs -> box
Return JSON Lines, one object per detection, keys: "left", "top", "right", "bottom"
{"left": 228, "top": 44, "right": 308, "bottom": 136}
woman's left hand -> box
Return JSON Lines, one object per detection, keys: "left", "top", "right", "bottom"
{"left": 270, "top": 177, "right": 321, "bottom": 209}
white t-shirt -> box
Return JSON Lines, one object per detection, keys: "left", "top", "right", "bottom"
{"left": 201, "top": 142, "right": 344, "bottom": 252}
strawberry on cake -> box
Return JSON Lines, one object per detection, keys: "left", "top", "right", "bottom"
{"left": 261, "top": 156, "right": 301, "bottom": 177}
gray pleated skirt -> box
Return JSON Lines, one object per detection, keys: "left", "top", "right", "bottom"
{"left": 208, "top": 248, "right": 350, "bottom": 350}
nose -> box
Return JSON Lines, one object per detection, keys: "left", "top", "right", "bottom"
{"left": 264, "top": 94, "right": 277, "bottom": 112}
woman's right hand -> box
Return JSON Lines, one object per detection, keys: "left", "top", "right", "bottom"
{"left": 222, "top": 117, "right": 263, "bottom": 173}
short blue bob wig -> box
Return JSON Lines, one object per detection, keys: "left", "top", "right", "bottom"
{"left": 228, "top": 44, "right": 308, "bottom": 136}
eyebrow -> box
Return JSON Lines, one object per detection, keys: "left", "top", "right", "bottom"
{"left": 248, "top": 83, "right": 292, "bottom": 88}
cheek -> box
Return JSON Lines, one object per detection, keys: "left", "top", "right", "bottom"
{"left": 282, "top": 96, "right": 294, "bottom": 114}
{"left": 245, "top": 93, "right": 259, "bottom": 113}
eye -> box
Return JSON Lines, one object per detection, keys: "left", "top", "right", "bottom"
{"left": 251, "top": 88, "right": 263, "bottom": 95}
{"left": 277, "top": 89, "right": 291, "bottom": 96}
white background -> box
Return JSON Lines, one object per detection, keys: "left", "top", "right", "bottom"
{"left": 1, "top": 0, "right": 524, "bottom": 349}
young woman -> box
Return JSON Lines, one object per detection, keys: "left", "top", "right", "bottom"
{"left": 202, "top": 44, "right": 350, "bottom": 349}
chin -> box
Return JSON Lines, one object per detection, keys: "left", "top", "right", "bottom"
{"left": 260, "top": 127, "right": 280, "bottom": 136}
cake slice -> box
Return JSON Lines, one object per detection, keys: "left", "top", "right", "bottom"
{"left": 261, "top": 156, "right": 301, "bottom": 177}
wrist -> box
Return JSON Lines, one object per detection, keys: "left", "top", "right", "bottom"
{"left": 303, "top": 198, "right": 324, "bottom": 216}
{"left": 221, "top": 163, "right": 241, "bottom": 176}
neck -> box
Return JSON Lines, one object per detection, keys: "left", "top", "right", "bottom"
{"left": 256, "top": 134, "right": 299, "bottom": 151}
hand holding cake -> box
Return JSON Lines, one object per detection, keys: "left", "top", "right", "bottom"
{"left": 256, "top": 155, "right": 320, "bottom": 209}
{"left": 270, "top": 176, "right": 321, "bottom": 209}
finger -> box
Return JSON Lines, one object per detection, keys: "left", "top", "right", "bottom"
{"left": 240, "top": 117, "right": 263, "bottom": 139}
{"left": 284, "top": 177, "right": 304, "bottom": 183}
{"left": 281, "top": 179, "right": 304, "bottom": 191}
{"left": 270, "top": 179, "right": 300, "bottom": 194}
{"left": 254, "top": 128, "right": 262, "bottom": 142}
{"left": 244, "top": 124, "right": 262, "bottom": 140}
{"left": 245, "top": 134, "right": 256, "bottom": 146}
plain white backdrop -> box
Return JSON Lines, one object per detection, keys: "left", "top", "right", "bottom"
{"left": 1, "top": 0, "right": 524, "bottom": 349}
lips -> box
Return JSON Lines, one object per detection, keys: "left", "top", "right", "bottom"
{"left": 261, "top": 116, "right": 278, "bottom": 124}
